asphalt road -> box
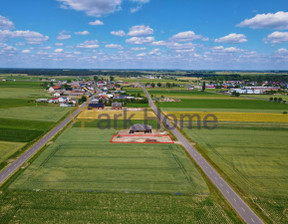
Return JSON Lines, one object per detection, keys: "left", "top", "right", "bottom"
{"left": 0, "top": 102, "right": 87, "bottom": 186}
{"left": 140, "top": 84, "right": 264, "bottom": 224}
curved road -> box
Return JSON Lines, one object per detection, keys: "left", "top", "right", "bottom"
{"left": 140, "top": 84, "right": 264, "bottom": 224}
{"left": 0, "top": 102, "right": 87, "bottom": 186}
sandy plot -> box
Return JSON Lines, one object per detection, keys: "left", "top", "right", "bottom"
{"left": 111, "top": 134, "right": 174, "bottom": 144}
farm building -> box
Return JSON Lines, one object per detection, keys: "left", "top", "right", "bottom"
{"left": 88, "top": 103, "right": 105, "bottom": 110}
{"left": 129, "top": 124, "right": 152, "bottom": 134}
{"left": 112, "top": 102, "right": 122, "bottom": 110}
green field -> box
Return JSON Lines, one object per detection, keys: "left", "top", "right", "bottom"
{"left": 183, "top": 124, "right": 288, "bottom": 223}
{"left": 149, "top": 89, "right": 229, "bottom": 98}
{"left": 0, "top": 141, "right": 26, "bottom": 164}
{"left": 10, "top": 127, "right": 208, "bottom": 193}
{"left": 0, "top": 81, "right": 43, "bottom": 88}
{"left": 0, "top": 191, "right": 241, "bottom": 224}
{"left": 0, "top": 87, "right": 50, "bottom": 99}
{"left": 0, "top": 107, "right": 70, "bottom": 122}
{"left": 243, "top": 94, "right": 288, "bottom": 101}
{"left": 157, "top": 99, "right": 288, "bottom": 110}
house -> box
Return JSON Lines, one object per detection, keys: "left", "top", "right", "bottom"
{"left": 88, "top": 103, "right": 105, "bottom": 110}
{"left": 54, "top": 92, "right": 61, "bottom": 97}
{"left": 48, "top": 87, "right": 55, "bottom": 93}
{"left": 129, "top": 124, "right": 152, "bottom": 134}
{"left": 48, "top": 97, "right": 59, "bottom": 103}
{"left": 53, "top": 86, "right": 61, "bottom": 90}
{"left": 112, "top": 102, "right": 122, "bottom": 110}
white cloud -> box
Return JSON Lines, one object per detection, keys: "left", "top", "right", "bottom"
{"left": 238, "top": 11, "right": 288, "bottom": 30}
{"left": 111, "top": 30, "right": 125, "bottom": 37}
{"left": 0, "top": 15, "right": 14, "bottom": 30}
{"left": 57, "top": 0, "right": 122, "bottom": 17}
{"left": 105, "top": 43, "right": 123, "bottom": 50}
{"left": 0, "top": 30, "right": 49, "bottom": 44}
{"left": 223, "top": 47, "right": 242, "bottom": 53}
{"left": 126, "top": 36, "right": 154, "bottom": 44}
{"left": 131, "top": 47, "right": 146, "bottom": 51}
{"left": 127, "top": 25, "right": 153, "bottom": 36}
{"left": 129, "top": 0, "right": 150, "bottom": 13}
{"left": 275, "top": 48, "right": 288, "bottom": 54}
{"left": 166, "top": 42, "right": 195, "bottom": 50}
{"left": 21, "top": 49, "right": 30, "bottom": 53}
{"left": 77, "top": 40, "right": 99, "bottom": 49}
{"left": 55, "top": 43, "right": 64, "bottom": 46}
{"left": 170, "top": 31, "right": 203, "bottom": 42}
{"left": 149, "top": 48, "right": 161, "bottom": 55}
{"left": 215, "top": 33, "right": 248, "bottom": 43}
{"left": 150, "top": 40, "right": 166, "bottom": 46}
{"left": 89, "top": 20, "right": 104, "bottom": 26}
{"left": 57, "top": 31, "right": 71, "bottom": 40}
{"left": 137, "top": 52, "right": 146, "bottom": 57}
{"left": 264, "top": 31, "right": 288, "bottom": 44}
{"left": 74, "top": 51, "right": 82, "bottom": 55}
{"left": 75, "top": 30, "right": 90, "bottom": 35}
{"left": 54, "top": 48, "right": 64, "bottom": 53}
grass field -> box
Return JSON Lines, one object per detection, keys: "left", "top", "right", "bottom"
{"left": 243, "top": 94, "right": 288, "bottom": 101}
{"left": 183, "top": 124, "right": 288, "bottom": 223}
{"left": 0, "top": 141, "right": 26, "bottom": 164}
{"left": 0, "top": 81, "right": 43, "bottom": 88}
{"left": 164, "top": 111, "right": 288, "bottom": 123}
{"left": 10, "top": 127, "right": 208, "bottom": 194}
{"left": 0, "top": 191, "right": 241, "bottom": 224}
{"left": 78, "top": 109, "right": 156, "bottom": 121}
{"left": 0, "top": 87, "right": 50, "bottom": 99}
{"left": 149, "top": 89, "right": 230, "bottom": 99}
{"left": 0, "top": 106, "right": 70, "bottom": 122}
{"left": 157, "top": 99, "right": 288, "bottom": 110}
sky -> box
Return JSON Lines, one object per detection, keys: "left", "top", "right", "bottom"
{"left": 0, "top": 0, "right": 288, "bottom": 70}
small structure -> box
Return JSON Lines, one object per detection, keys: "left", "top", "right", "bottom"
{"left": 112, "top": 102, "right": 122, "bottom": 110}
{"left": 48, "top": 87, "right": 55, "bottom": 93}
{"left": 88, "top": 103, "right": 105, "bottom": 110}
{"left": 129, "top": 124, "right": 152, "bottom": 134}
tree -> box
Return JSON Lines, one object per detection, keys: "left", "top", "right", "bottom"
{"left": 151, "top": 83, "right": 155, "bottom": 88}
{"left": 110, "top": 76, "right": 114, "bottom": 82}
{"left": 278, "top": 97, "right": 283, "bottom": 103}
{"left": 166, "top": 82, "right": 171, "bottom": 88}
{"left": 202, "top": 81, "right": 206, "bottom": 91}
{"left": 274, "top": 97, "right": 278, "bottom": 102}
{"left": 232, "top": 91, "right": 240, "bottom": 97}
{"left": 157, "top": 83, "right": 162, "bottom": 87}
{"left": 269, "top": 97, "right": 273, "bottom": 101}
{"left": 93, "top": 76, "right": 99, "bottom": 81}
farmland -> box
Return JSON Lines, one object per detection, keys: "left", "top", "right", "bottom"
{"left": 157, "top": 98, "right": 288, "bottom": 110}
{"left": 0, "top": 191, "right": 240, "bottom": 224}
{"left": 3, "top": 125, "right": 242, "bottom": 223}
{"left": 0, "top": 80, "right": 72, "bottom": 171}
{"left": 78, "top": 109, "right": 156, "bottom": 121}
{"left": 183, "top": 124, "right": 288, "bottom": 223}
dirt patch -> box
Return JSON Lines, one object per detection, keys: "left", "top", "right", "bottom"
{"left": 111, "top": 134, "right": 174, "bottom": 144}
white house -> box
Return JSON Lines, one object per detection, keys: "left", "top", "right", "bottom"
{"left": 48, "top": 87, "right": 55, "bottom": 93}
{"left": 54, "top": 92, "right": 61, "bottom": 97}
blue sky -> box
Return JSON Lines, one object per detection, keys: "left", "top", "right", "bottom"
{"left": 0, "top": 0, "right": 288, "bottom": 69}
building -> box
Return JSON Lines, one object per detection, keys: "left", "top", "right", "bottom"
{"left": 88, "top": 103, "right": 105, "bottom": 110}
{"left": 112, "top": 102, "right": 122, "bottom": 110}
{"left": 129, "top": 124, "right": 152, "bottom": 134}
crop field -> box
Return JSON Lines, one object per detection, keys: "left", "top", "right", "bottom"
{"left": 0, "top": 106, "right": 70, "bottom": 122}
{"left": 0, "top": 81, "right": 43, "bottom": 88}
{"left": 183, "top": 124, "right": 288, "bottom": 223}
{"left": 149, "top": 90, "right": 230, "bottom": 99}
{"left": 164, "top": 111, "right": 288, "bottom": 123}
{"left": 10, "top": 127, "right": 208, "bottom": 194}
{"left": 78, "top": 109, "right": 156, "bottom": 121}
{"left": 0, "top": 87, "right": 50, "bottom": 99}
{"left": 0, "top": 191, "right": 241, "bottom": 224}
{"left": 0, "top": 141, "right": 26, "bottom": 164}
{"left": 243, "top": 94, "right": 288, "bottom": 101}
{"left": 157, "top": 99, "right": 288, "bottom": 110}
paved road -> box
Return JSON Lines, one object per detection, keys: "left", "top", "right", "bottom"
{"left": 0, "top": 102, "right": 87, "bottom": 186}
{"left": 140, "top": 84, "right": 264, "bottom": 224}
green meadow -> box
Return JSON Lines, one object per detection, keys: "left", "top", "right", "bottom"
{"left": 183, "top": 123, "right": 288, "bottom": 224}
{"left": 157, "top": 98, "right": 288, "bottom": 110}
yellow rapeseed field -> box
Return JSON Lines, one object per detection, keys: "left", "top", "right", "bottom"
{"left": 163, "top": 111, "right": 288, "bottom": 123}
{"left": 78, "top": 109, "right": 156, "bottom": 120}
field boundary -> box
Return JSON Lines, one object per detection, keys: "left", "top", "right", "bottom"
{"left": 110, "top": 134, "right": 174, "bottom": 144}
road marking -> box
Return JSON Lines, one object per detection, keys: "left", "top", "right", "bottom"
{"left": 241, "top": 207, "right": 245, "bottom": 212}
{"left": 226, "top": 190, "right": 230, "bottom": 194}
{"left": 251, "top": 218, "right": 255, "bottom": 223}
{"left": 220, "top": 183, "right": 223, "bottom": 187}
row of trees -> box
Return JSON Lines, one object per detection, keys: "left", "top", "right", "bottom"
{"left": 269, "top": 97, "right": 286, "bottom": 103}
